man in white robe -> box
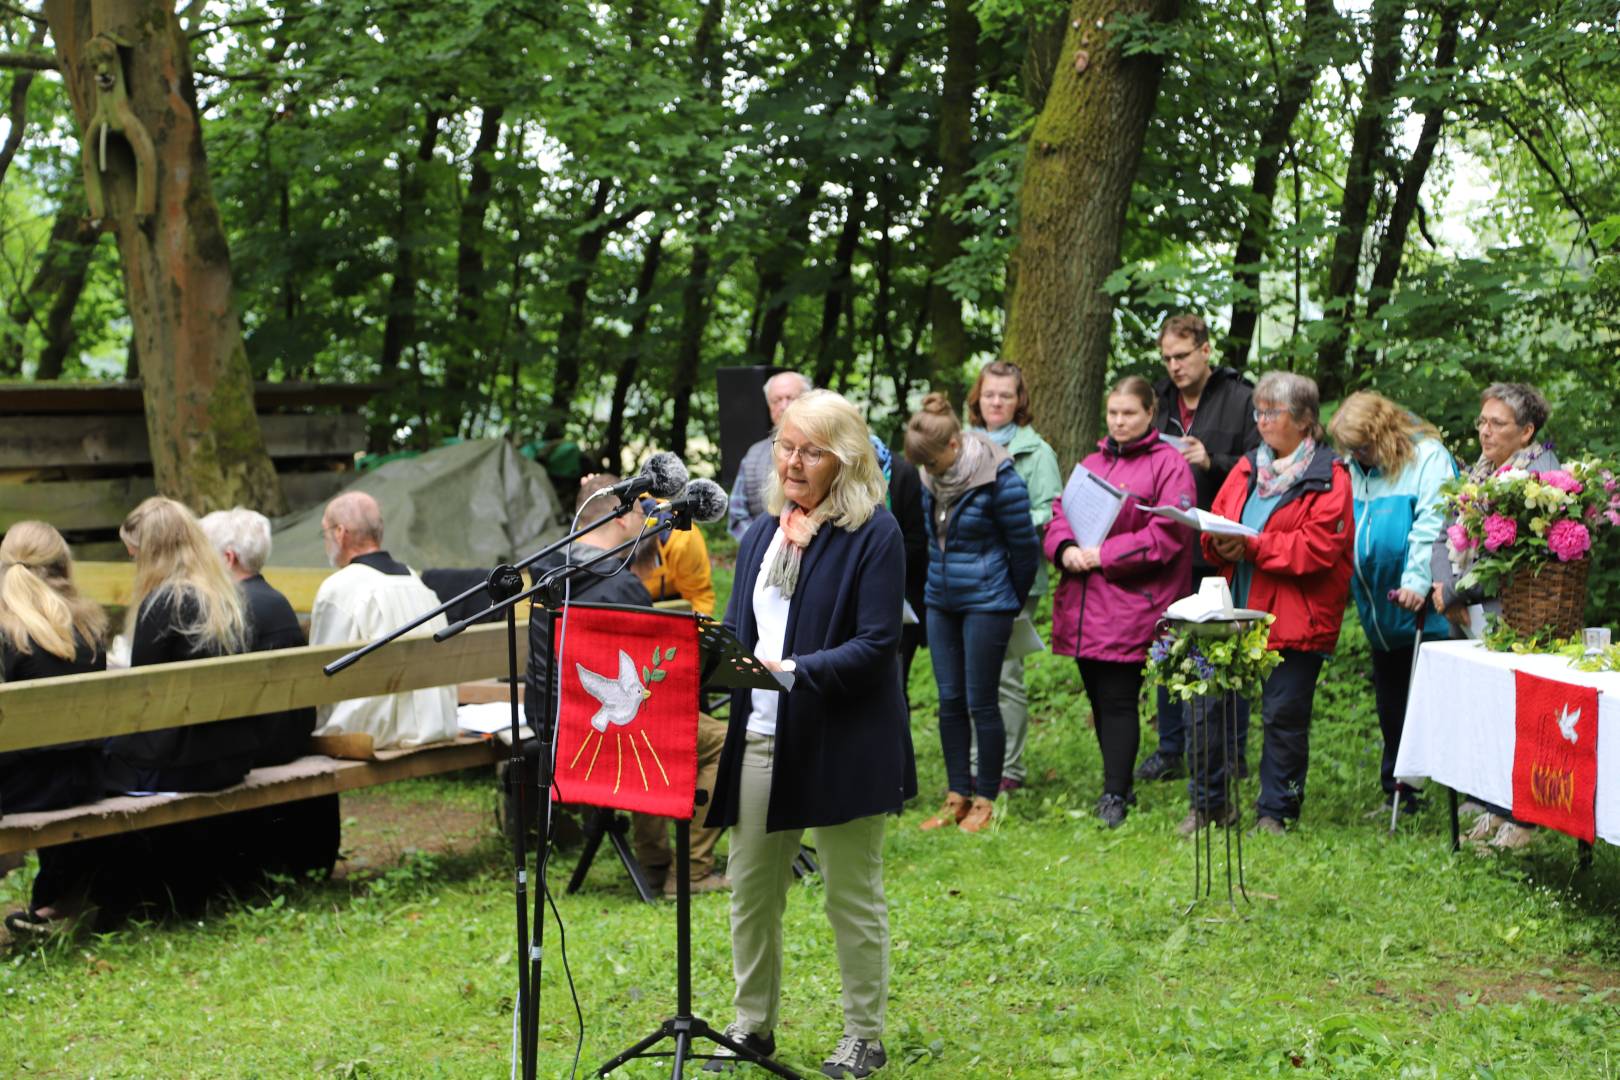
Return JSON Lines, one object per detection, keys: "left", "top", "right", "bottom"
{"left": 310, "top": 491, "right": 458, "bottom": 749}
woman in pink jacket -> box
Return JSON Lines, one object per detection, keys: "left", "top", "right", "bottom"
{"left": 1046, "top": 376, "right": 1197, "bottom": 827}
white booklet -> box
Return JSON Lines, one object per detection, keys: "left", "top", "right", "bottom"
{"left": 1061, "top": 464, "right": 1128, "bottom": 549}
{"left": 1144, "top": 505, "right": 1259, "bottom": 538}
{"left": 1159, "top": 432, "right": 1189, "bottom": 452}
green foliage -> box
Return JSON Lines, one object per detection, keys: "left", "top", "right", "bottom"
{"left": 1146, "top": 615, "right": 1284, "bottom": 701}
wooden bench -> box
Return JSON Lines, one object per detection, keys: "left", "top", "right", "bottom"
{"left": 0, "top": 620, "right": 528, "bottom": 856}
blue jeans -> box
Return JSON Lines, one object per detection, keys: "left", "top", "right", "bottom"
{"left": 927, "top": 608, "right": 1015, "bottom": 799}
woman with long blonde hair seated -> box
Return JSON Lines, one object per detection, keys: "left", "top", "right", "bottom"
{"left": 101, "top": 496, "right": 256, "bottom": 794}
{"left": 0, "top": 521, "right": 109, "bottom": 936}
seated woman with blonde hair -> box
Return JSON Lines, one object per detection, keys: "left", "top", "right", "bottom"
{"left": 101, "top": 496, "right": 257, "bottom": 794}
{"left": 0, "top": 521, "right": 109, "bottom": 935}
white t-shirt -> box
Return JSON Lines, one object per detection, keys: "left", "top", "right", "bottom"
{"left": 747, "top": 531, "right": 792, "bottom": 737}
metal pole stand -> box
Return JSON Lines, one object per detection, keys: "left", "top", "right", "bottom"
{"left": 595, "top": 811, "right": 803, "bottom": 1079}
{"left": 1187, "top": 689, "right": 1249, "bottom": 914}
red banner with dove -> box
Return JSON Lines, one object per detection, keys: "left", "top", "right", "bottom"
{"left": 1511, "top": 670, "right": 1599, "bottom": 843}
{"left": 552, "top": 605, "right": 700, "bottom": 819}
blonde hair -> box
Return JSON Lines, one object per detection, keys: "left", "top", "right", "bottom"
{"left": 1328, "top": 391, "right": 1442, "bottom": 479}
{"left": 120, "top": 496, "right": 247, "bottom": 654}
{"left": 903, "top": 392, "right": 961, "bottom": 468}
{"left": 764, "top": 390, "right": 886, "bottom": 531}
{"left": 0, "top": 521, "right": 107, "bottom": 662}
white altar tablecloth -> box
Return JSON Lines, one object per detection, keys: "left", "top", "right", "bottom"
{"left": 1395, "top": 640, "right": 1620, "bottom": 847}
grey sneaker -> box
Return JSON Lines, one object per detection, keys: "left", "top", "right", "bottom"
{"left": 821, "top": 1035, "right": 887, "bottom": 1078}
{"left": 1134, "top": 750, "right": 1185, "bottom": 782}
{"left": 703, "top": 1023, "right": 776, "bottom": 1072}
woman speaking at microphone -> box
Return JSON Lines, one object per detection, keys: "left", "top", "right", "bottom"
{"left": 705, "top": 390, "right": 913, "bottom": 1078}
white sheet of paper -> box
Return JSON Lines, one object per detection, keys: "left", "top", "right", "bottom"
{"left": 902, "top": 599, "right": 919, "bottom": 627}
{"left": 1007, "top": 615, "right": 1046, "bottom": 660}
{"left": 1144, "top": 505, "right": 1259, "bottom": 538}
{"left": 457, "top": 701, "right": 523, "bottom": 735}
{"left": 1061, "top": 464, "right": 1127, "bottom": 549}
{"left": 1467, "top": 605, "right": 1487, "bottom": 640}
{"left": 1159, "top": 433, "right": 1188, "bottom": 452}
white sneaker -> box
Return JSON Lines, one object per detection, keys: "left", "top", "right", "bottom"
{"left": 1464, "top": 812, "right": 1506, "bottom": 843}
{"left": 1489, "top": 822, "right": 1538, "bottom": 850}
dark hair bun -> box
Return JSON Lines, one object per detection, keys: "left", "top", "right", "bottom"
{"left": 920, "top": 392, "right": 954, "bottom": 415}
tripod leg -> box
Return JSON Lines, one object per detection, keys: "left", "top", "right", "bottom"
{"left": 566, "top": 808, "right": 610, "bottom": 895}
{"left": 606, "top": 816, "right": 660, "bottom": 903}
{"left": 695, "top": 1019, "right": 806, "bottom": 1079}
{"left": 595, "top": 1021, "right": 675, "bottom": 1077}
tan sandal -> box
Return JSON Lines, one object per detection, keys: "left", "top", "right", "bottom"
{"left": 919, "top": 792, "right": 969, "bottom": 831}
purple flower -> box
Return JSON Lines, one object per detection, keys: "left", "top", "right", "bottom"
{"left": 1547, "top": 519, "right": 1592, "bottom": 562}
{"left": 1150, "top": 638, "right": 1172, "bottom": 663}
{"left": 1482, "top": 514, "right": 1518, "bottom": 552}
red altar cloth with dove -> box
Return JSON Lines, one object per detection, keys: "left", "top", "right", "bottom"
{"left": 1512, "top": 670, "right": 1600, "bottom": 843}
{"left": 551, "top": 605, "right": 700, "bottom": 819}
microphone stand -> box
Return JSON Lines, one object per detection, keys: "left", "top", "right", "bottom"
{"left": 318, "top": 493, "right": 666, "bottom": 1080}
{"left": 439, "top": 515, "right": 678, "bottom": 1080}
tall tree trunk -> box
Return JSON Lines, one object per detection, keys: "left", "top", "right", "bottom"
{"left": 927, "top": 0, "right": 979, "bottom": 390}
{"left": 0, "top": 24, "right": 46, "bottom": 186}
{"left": 1223, "top": 0, "right": 1340, "bottom": 366}
{"left": 602, "top": 230, "right": 666, "bottom": 472}
{"left": 1315, "top": 0, "right": 1405, "bottom": 400}
{"left": 1002, "top": 0, "right": 1180, "bottom": 468}
{"left": 454, "top": 104, "right": 503, "bottom": 434}
{"left": 810, "top": 185, "right": 866, "bottom": 388}
{"left": 544, "top": 178, "right": 620, "bottom": 441}
{"left": 379, "top": 108, "right": 443, "bottom": 377}
{"left": 1356, "top": 0, "right": 1464, "bottom": 367}
{"left": 44, "top": 0, "right": 282, "bottom": 513}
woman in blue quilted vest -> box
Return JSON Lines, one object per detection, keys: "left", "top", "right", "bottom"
{"left": 904, "top": 393, "right": 1039, "bottom": 834}
{"left": 1328, "top": 392, "right": 1456, "bottom": 817}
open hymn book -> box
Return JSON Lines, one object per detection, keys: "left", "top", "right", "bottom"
{"left": 1144, "top": 505, "right": 1259, "bottom": 538}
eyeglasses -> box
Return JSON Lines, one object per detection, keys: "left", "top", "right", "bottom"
{"left": 1253, "top": 407, "right": 1289, "bottom": 422}
{"left": 1475, "top": 415, "right": 1516, "bottom": 431}
{"left": 1161, "top": 346, "right": 1201, "bottom": 365}
{"left": 773, "top": 438, "right": 828, "bottom": 467}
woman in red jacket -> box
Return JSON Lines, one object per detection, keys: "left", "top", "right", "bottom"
{"left": 1195, "top": 371, "right": 1353, "bottom": 836}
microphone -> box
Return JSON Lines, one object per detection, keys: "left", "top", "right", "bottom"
{"left": 653, "top": 479, "right": 729, "bottom": 525}
{"left": 597, "top": 451, "right": 688, "bottom": 503}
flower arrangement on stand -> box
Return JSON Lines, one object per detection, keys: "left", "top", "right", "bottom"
{"left": 1441, "top": 459, "right": 1619, "bottom": 638}
{"left": 1145, "top": 615, "right": 1282, "bottom": 702}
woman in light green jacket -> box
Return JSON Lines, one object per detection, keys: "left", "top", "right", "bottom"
{"left": 966, "top": 361, "right": 1063, "bottom": 791}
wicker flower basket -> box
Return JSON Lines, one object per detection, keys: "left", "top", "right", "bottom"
{"left": 1499, "top": 557, "right": 1591, "bottom": 639}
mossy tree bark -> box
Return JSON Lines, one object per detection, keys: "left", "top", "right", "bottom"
{"left": 44, "top": 0, "right": 283, "bottom": 514}
{"left": 1002, "top": 0, "right": 1180, "bottom": 468}
{"left": 926, "top": 0, "right": 978, "bottom": 392}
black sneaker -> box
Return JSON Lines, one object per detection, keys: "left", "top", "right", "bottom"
{"left": 821, "top": 1035, "right": 887, "bottom": 1078}
{"left": 1094, "top": 792, "right": 1133, "bottom": 829}
{"left": 703, "top": 1024, "right": 776, "bottom": 1072}
{"left": 1134, "top": 750, "right": 1185, "bottom": 782}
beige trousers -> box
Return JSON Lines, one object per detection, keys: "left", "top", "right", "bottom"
{"left": 633, "top": 712, "right": 729, "bottom": 881}
{"left": 726, "top": 730, "right": 890, "bottom": 1039}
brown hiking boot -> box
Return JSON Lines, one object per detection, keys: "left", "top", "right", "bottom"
{"left": 919, "top": 792, "right": 969, "bottom": 831}
{"left": 957, "top": 796, "right": 997, "bottom": 833}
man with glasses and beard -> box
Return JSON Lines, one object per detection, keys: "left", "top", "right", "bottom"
{"left": 1135, "top": 314, "right": 1261, "bottom": 785}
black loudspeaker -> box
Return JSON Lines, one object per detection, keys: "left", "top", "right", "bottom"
{"left": 716, "top": 366, "right": 782, "bottom": 490}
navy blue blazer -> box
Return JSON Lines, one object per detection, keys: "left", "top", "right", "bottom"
{"left": 707, "top": 507, "right": 918, "bottom": 833}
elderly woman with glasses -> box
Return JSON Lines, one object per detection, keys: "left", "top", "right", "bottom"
{"left": 705, "top": 390, "right": 914, "bottom": 1078}
{"left": 1193, "top": 372, "right": 1354, "bottom": 836}
{"left": 1428, "top": 382, "right": 1557, "bottom": 850}
{"left": 903, "top": 392, "right": 1039, "bottom": 836}
{"left": 1327, "top": 393, "right": 1457, "bottom": 818}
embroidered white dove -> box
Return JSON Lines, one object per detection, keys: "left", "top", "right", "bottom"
{"left": 1557, "top": 703, "right": 1581, "bottom": 745}
{"left": 576, "top": 650, "right": 652, "bottom": 732}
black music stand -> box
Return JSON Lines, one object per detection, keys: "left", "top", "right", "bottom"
{"left": 595, "top": 616, "right": 803, "bottom": 1079}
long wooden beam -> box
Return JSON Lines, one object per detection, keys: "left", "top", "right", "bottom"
{"left": 0, "top": 621, "right": 529, "bottom": 754}
{"left": 73, "top": 561, "right": 334, "bottom": 611}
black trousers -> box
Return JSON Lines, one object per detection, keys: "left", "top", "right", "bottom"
{"left": 1077, "top": 659, "right": 1143, "bottom": 799}
{"left": 1370, "top": 644, "right": 1417, "bottom": 798}
{"left": 1188, "top": 649, "right": 1324, "bottom": 820}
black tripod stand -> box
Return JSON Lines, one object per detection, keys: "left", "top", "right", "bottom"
{"left": 595, "top": 618, "right": 803, "bottom": 1079}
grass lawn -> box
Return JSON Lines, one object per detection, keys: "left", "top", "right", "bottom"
{"left": 4, "top": 544, "right": 1619, "bottom": 1077}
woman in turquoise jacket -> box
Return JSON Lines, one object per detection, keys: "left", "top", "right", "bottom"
{"left": 965, "top": 361, "right": 1063, "bottom": 793}
{"left": 1328, "top": 392, "right": 1456, "bottom": 816}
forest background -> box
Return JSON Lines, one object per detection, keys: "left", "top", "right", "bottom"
{"left": 2, "top": 0, "right": 1616, "bottom": 516}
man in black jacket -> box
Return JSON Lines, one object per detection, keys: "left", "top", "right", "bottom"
{"left": 1138, "top": 314, "right": 1261, "bottom": 783}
